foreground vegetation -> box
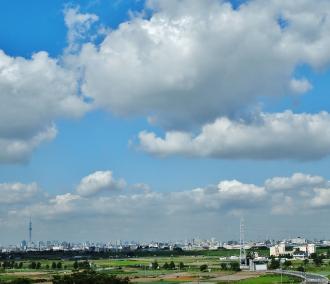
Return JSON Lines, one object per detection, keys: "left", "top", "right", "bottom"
{"left": 0, "top": 247, "right": 330, "bottom": 283}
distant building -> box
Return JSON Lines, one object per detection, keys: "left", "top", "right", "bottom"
{"left": 290, "top": 237, "right": 306, "bottom": 245}
{"left": 270, "top": 243, "right": 286, "bottom": 256}
{"left": 270, "top": 242, "right": 315, "bottom": 258}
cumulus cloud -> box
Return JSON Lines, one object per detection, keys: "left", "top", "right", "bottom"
{"left": 310, "top": 188, "right": 330, "bottom": 208}
{"left": 0, "top": 182, "right": 39, "bottom": 204}
{"left": 75, "top": 0, "right": 330, "bottom": 129}
{"left": 271, "top": 194, "right": 295, "bottom": 215}
{"left": 265, "top": 172, "right": 326, "bottom": 191}
{"left": 3, "top": 0, "right": 330, "bottom": 164}
{"left": 4, "top": 172, "right": 330, "bottom": 240}
{"left": 0, "top": 126, "right": 57, "bottom": 164}
{"left": 0, "top": 50, "right": 90, "bottom": 163}
{"left": 217, "top": 180, "right": 265, "bottom": 200}
{"left": 138, "top": 111, "right": 330, "bottom": 160}
{"left": 64, "top": 7, "right": 99, "bottom": 53}
{"left": 266, "top": 173, "right": 330, "bottom": 214}
{"left": 13, "top": 193, "right": 82, "bottom": 220}
{"left": 10, "top": 172, "right": 330, "bottom": 224}
{"left": 290, "top": 78, "right": 313, "bottom": 94}
{"left": 76, "top": 171, "right": 126, "bottom": 197}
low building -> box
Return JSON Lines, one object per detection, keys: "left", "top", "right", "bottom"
{"left": 293, "top": 251, "right": 307, "bottom": 260}
{"left": 249, "top": 259, "right": 268, "bottom": 271}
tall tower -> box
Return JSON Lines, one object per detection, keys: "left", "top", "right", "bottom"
{"left": 239, "top": 218, "right": 246, "bottom": 267}
{"left": 29, "top": 217, "right": 32, "bottom": 244}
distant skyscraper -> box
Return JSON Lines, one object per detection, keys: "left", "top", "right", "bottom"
{"left": 29, "top": 217, "right": 32, "bottom": 244}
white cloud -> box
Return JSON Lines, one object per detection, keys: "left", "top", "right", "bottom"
{"left": 265, "top": 173, "right": 326, "bottom": 191}
{"left": 138, "top": 111, "right": 330, "bottom": 160}
{"left": 76, "top": 0, "right": 330, "bottom": 129}
{"left": 0, "top": 126, "right": 57, "bottom": 164}
{"left": 64, "top": 7, "right": 99, "bottom": 53}
{"left": 290, "top": 78, "right": 313, "bottom": 94}
{"left": 0, "top": 50, "right": 90, "bottom": 163}
{"left": 0, "top": 182, "right": 39, "bottom": 204}
{"left": 4, "top": 172, "right": 330, "bottom": 240}
{"left": 217, "top": 180, "right": 265, "bottom": 200}
{"left": 271, "top": 194, "right": 295, "bottom": 215}
{"left": 76, "top": 171, "right": 126, "bottom": 197}
{"left": 14, "top": 193, "right": 82, "bottom": 220}
{"left": 310, "top": 188, "right": 330, "bottom": 208}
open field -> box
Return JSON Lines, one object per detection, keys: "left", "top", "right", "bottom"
{"left": 1, "top": 251, "right": 330, "bottom": 283}
{"left": 0, "top": 254, "right": 242, "bottom": 283}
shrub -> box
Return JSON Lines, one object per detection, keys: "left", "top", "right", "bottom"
{"left": 200, "top": 264, "right": 208, "bottom": 272}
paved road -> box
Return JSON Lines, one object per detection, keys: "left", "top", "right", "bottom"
{"left": 273, "top": 269, "right": 329, "bottom": 283}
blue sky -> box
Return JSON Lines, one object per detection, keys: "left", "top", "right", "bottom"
{"left": 1, "top": 0, "right": 330, "bottom": 243}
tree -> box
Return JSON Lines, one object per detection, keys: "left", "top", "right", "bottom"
{"left": 179, "top": 262, "right": 185, "bottom": 270}
{"left": 30, "top": 262, "right": 37, "bottom": 269}
{"left": 52, "top": 262, "right": 57, "bottom": 269}
{"left": 57, "top": 262, "right": 62, "bottom": 269}
{"left": 220, "top": 263, "right": 227, "bottom": 270}
{"left": 268, "top": 258, "right": 280, "bottom": 270}
{"left": 200, "top": 264, "right": 208, "bottom": 272}
{"left": 36, "top": 262, "right": 41, "bottom": 269}
{"left": 283, "top": 260, "right": 292, "bottom": 268}
{"left": 73, "top": 260, "right": 79, "bottom": 270}
{"left": 313, "top": 256, "right": 323, "bottom": 266}
{"left": 229, "top": 262, "right": 240, "bottom": 272}
{"left": 310, "top": 253, "right": 317, "bottom": 260}
{"left": 151, "top": 261, "right": 159, "bottom": 270}
{"left": 296, "top": 266, "right": 305, "bottom": 272}
{"left": 303, "top": 259, "right": 309, "bottom": 266}
{"left": 163, "top": 262, "right": 169, "bottom": 269}
{"left": 45, "top": 264, "right": 50, "bottom": 269}
{"left": 169, "top": 261, "right": 176, "bottom": 270}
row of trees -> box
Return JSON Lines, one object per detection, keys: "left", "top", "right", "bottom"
{"left": 73, "top": 260, "right": 91, "bottom": 270}
{"left": 150, "top": 261, "right": 185, "bottom": 270}
{"left": 150, "top": 260, "right": 240, "bottom": 272}
{"left": 268, "top": 254, "right": 330, "bottom": 271}
{"left": 220, "top": 262, "right": 240, "bottom": 271}
{"left": 1, "top": 261, "right": 23, "bottom": 269}
{"left": 0, "top": 261, "right": 65, "bottom": 270}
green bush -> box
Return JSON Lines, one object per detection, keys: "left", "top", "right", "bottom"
{"left": 200, "top": 264, "right": 208, "bottom": 272}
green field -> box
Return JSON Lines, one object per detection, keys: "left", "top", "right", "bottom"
{"left": 1, "top": 249, "right": 330, "bottom": 283}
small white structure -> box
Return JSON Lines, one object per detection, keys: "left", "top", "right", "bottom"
{"left": 249, "top": 259, "right": 268, "bottom": 271}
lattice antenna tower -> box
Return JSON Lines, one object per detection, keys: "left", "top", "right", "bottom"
{"left": 239, "top": 217, "right": 246, "bottom": 266}
{"left": 29, "top": 217, "right": 32, "bottom": 244}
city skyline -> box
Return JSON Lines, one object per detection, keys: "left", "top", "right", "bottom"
{"left": 1, "top": 0, "right": 330, "bottom": 243}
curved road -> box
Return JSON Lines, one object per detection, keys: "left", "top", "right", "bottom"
{"left": 273, "top": 269, "right": 329, "bottom": 283}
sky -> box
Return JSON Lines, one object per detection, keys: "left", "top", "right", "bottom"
{"left": 1, "top": 0, "right": 330, "bottom": 244}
